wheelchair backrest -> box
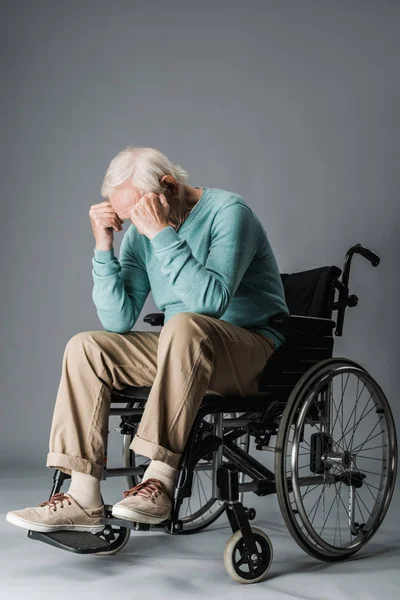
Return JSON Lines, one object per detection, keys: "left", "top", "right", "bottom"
{"left": 280, "top": 265, "right": 342, "bottom": 320}
{"left": 257, "top": 266, "right": 342, "bottom": 393}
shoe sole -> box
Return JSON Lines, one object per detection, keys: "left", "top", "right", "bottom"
{"left": 6, "top": 512, "right": 105, "bottom": 534}
{"left": 111, "top": 505, "right": 168, "bottom": 525}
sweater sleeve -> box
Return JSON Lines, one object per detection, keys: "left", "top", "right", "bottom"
{"left": 92, "top": 229, "right": 151, "bottom": 333}
{"left": 149, "top": 203, "right": 259, "bottom": 317}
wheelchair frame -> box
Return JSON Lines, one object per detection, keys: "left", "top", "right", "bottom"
{"left": 28, "top": 242, "right": 398, "bottom": 584}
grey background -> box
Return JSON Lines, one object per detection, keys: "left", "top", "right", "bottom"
{"left": 1, "top": 0, "right": 399, "bottom": 475}
{"left": 1, "top": 2, "right": 400, "bottom": 598}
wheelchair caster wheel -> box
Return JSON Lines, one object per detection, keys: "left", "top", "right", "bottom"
{"left": 224, "top": 527, "right": 273, "bottom": 584}
{"left": 92, "top": 505, "right": 131, "bottom": 556}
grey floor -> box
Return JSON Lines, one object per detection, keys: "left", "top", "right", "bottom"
{"left": 1, "top": 468, "right": 399, "bottom": 600}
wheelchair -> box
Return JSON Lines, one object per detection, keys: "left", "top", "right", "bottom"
{"left": 28, "top": 242, "right": 398, "bottom": 584}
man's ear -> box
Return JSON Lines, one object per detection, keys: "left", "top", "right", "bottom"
{"left": 160, "top": 175, "right": 170, "bottom": 188}
{"left": 159, "top": 181, "right": 172, "bottom": 201}
{"left": 160, "top": 174, "right": 177, "bottom": 193}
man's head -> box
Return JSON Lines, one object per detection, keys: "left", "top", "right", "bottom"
{"left": 101, "top": 146, "right": 189, "bottom": 220}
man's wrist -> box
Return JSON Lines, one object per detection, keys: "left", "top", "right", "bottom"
{"left": 95, "top": 245, "right": 113, "bottom": 252}
{"left": 94, "top": 246, "right": 115, "bottom": 264}
{"left": 147, "top": 225, "right": 170, "bottom": 241}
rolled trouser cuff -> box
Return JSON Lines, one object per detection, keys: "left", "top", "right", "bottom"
{"left": 46, "top": 452, "right": 104, "bottom": 480}
{"left": 129, "top": 434, "right": 181, "bottom": 469}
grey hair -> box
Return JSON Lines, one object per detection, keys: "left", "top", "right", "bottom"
{"left": 100, "top": 145, "right": 190, "bottom": 200}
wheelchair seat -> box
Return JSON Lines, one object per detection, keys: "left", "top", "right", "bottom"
{"left": 110, "top": 264, "right": 341, "bottom": 403}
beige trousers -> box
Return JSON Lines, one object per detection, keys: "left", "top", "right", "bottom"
{"left": 46, "top": 312, "right": 276, "bottom": 480}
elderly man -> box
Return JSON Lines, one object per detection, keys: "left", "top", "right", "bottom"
{"left": 6, "top": 146, "right": 289, "bottom": 533}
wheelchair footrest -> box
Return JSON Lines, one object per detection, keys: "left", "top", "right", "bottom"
{"left": 27, "top": 529, "right": 111, "bottom": 554}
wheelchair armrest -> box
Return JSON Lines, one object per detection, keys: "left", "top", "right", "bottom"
{"left": 143, "top": 312, "right": 165, "bottom": 327}
{"left": 269, "top": 312, "right": 335, "bottom": 336}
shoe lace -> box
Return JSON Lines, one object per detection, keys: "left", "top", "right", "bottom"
{"left": 38, "top": 492, "right": 72, "bottom": 513}
{"left": 122, "top": 478, "right": 167, "bottom": 504}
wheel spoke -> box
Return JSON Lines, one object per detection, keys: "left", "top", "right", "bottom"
{"left": 318, "top": 485, "right": 341, "bottom": 537}
{"left": 352, "top": 429, "right": 385, "bottom": 454}
{"left": 345, "top": 401, "right": 375, "bottom": 450}
{"left": 353, "top": 492, "right": 367, "bottom": 526}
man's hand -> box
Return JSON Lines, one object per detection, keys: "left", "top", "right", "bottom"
{"left": 129, "top": 192, "right": 170, "bottom": 239}
{"left": 89, "top": 200, "right": 124, "bottom": 251}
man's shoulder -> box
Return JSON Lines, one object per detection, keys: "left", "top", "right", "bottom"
{"left": 207, "top": 187, "right": 252, "bottom": 214}
{"left": 207, "top": 189, "right": 267, "bottom": 247}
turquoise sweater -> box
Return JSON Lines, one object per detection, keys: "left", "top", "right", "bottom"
{"left": 92, "top": 187, "right": 289, "bottom": 349}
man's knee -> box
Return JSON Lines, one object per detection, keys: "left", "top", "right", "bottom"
{"left": 161, "top": 312, "right": 207, "bottom": 339}
{"left": 160, "top": 314, "right": 215, "bottom": 363}
{"left": 65, "top": 330, "right": 105, "bottom": 354}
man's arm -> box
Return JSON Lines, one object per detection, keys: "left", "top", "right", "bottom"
{"left": 92, "top": 228, "right": 151, "bottom": 333}
{"left": 149, "top": 203, "right": 259, "bottom": 317}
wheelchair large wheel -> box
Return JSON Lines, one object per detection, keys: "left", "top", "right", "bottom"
{"left": 122, "top": 404, "right": 244, "bottom": 532}
{"left": 275, "top": 357, "right": 397, "bottom": 562}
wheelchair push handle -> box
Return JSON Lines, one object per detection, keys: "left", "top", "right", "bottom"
{"left": 334, "top": 242, "right": 381, "bottom": 336}
{"left": 355, "top": 243, "right": 380, "bottom": 267}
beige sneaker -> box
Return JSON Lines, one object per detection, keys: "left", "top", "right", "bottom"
{"left": 112, "top": 478, "right": 172, "bottom": 525}
{"left": 6, "top": 492, "right": 105, "bottom": 533}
